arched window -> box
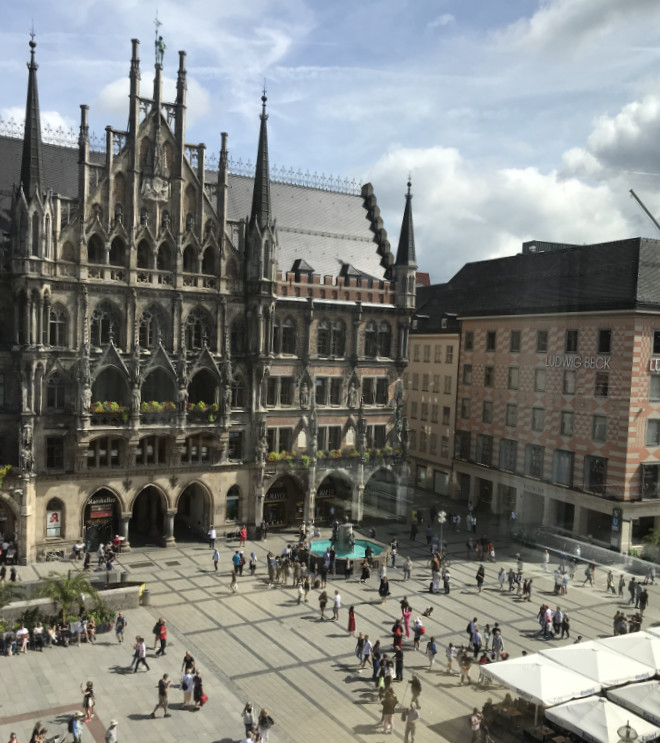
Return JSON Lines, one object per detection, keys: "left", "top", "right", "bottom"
{"left": 317, "top": 320, "right": 330, "bottom": 356}
{"left": 46, "top": 497, "right": 64, "bottom": 538}
{"left": 139, "top": 305, "right": 168, "bottom": 348}
{"left": 90, "top": 301, "right": 121, "bottom": 347}
{"left": 201, "top": 247, "right": 216, "bottom": 275}
{"left": 378, "top": 321, "right": 392, "bottom": 357}
{"left": 44, "top": 215, "right": 51, "bottom": 258}
{"left": 231, "top": 376, "right": 246, "bottom": 408}
{"left": 109, "top": 237, "right": 126, "bottom": 267}
{"left": 87, "top": 234, "right": 104, "bottom": 264}
{"left": 46, "top": 372, "right": 66, "bottom": 411}
{"left": 137, "top": 240, "right": 151, "bottom": 269}
{"left": 331, "top": 319, "right": 346, "bottom": 357}
{"left": 364, "top": 321, "right": 377, "bottom": 358}
{"left": 282, "top": 318, "right": 296, "bottom": 355}
{"left": 226, "top": 485, "right": 240, "bottom": 521}
{"left": 231, "top": 320, "right": 246, "bottom": 354}
{"left": 49, "top": 305, "right": 68, "bottom": 347}
{"left": 157, "top": 242, "right": 174, "bottom": 272}
{"left": 31, "top": 213, "right": 40, "bottom": 257}
{"left": 185, "top": 307, "right": 211, "bottom": 351}
{"left": 183, "top": 245, "right": 196, "bottom": 273}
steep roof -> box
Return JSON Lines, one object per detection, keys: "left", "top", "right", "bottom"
{"left": 395, "top": 180, "right": 416, "bottom": 267}
{"left": 20, "top": 38, "right": 44, "bottom": 199}
{"left": 0, "top": 135, "right": 387, "bottom": 280}
{"left": 416, "top": 237, "right": 660, "bottom": 322}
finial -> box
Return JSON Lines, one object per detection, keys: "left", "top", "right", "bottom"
{"left": 154, "top": 11, "right": 165, "bottom": 67}
{"left": 262, "top": 80, "right": 267, "bottom": 108}
{"left": 407, "top": 173, "right": 412, "bottom": 195}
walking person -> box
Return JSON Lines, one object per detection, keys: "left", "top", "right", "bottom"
{"left": 134, "top": 637, "right": 150, "bottom": 673}
{"left": 379, "top": 576, "right": 391, "bottom": 604}
{"left": 426, "top": 636, "right": 438, "bottom": 670}
{"left": 212, "top": 549, "right": 219, "bottom": 572}
{"left": 249, "top": 552, "right": 257, "bottom": 575}
{"left": 332, "top": 590, "right": 341, "bottom": 621}
{"left": 606, "top": 571, "right": 616, "bottom": 595}
{"left": 242, "top": 703, "right": 255, "bottom": 737}
{"left": 381, "top": 687, "right": 398, "bottom": 734}
{"left": 403, "top": 556, "right": 413, "bottom": 581}
{"left": 404, "top": 702, "right": 420, "bottom": 743}
{"left": 258, "top": 709, "right": 275, "bottom": 743}
{"left": 192, "top": 670, "right": 205, "bottom": 711}
{"left": 347, "top": 605, "right": 356, "bottom": 636}
{"left": 181, "top": 669, "right": 194, "bottom": 710}
{"left": 476, "top": 564, "right": 485, "bottom": 593}
{"left": 319, "top": 589, "right": 328, "bottom": 619}
{"left": 149, "top": 674, "right": 171, "bottom": 718}
{"left": 469, "top": 708, "right": 483, "bottom": 743}
{"left": 155, "top": 619, "right": 167, "bottom": 656}
{"left": 230, "top": 569, "right": 238, "bottom": 592}
{"left": 181, "top": 650, "right": 196, "bottom": 675}
{"left": 152, "top": 618, "right": 163, "bottom": 650}
{"left": 208, "top": 526, "right": 216, "bottom": 549}
{"left": 112, "top": 611, "right": 126, "bottom": 644}
{"left": 81, "top": 681, "right": 95, "bottom": 721}
{"left": 618, "top": 574, "right": 626, "bottom": 598}
{"left": 542, "top": 550, "right": 550, "bottom": 572}
{"left": 105, "top": 720, "right": 118, "bottom": 743}
{"left": 360, "top": 634, "right": 373, "bottom": 669}
{"left": 70, "top": 712, "right": 84, "bottom": 743}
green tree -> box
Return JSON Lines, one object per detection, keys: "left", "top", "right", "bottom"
{"left": 39, "top": 573, "right": 99, "bottom": 624}
{"left": 643, "top": 529, "right": 660, "bottom": 561}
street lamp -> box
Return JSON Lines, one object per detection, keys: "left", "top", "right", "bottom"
{"left": 617, "top": 722, "right": 638, "bottom": 743}
{"left": 438, "top": 510, "right": 447, "bottom": 554}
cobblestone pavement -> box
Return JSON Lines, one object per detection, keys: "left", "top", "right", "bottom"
{"left": 0, "top": 506, "right": 657, "bottom": 743}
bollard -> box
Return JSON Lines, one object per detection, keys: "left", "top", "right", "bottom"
{"left": 121, "top": 571, "right": 128, "bottom": 584}
{"left": 142, "top": 588, "right": 151, "bottom": 606}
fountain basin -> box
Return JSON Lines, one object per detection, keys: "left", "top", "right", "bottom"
{"left": 310, "top": 538, "right": 385, "bottom": 560}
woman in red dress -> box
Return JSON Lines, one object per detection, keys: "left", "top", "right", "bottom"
{"left": 347, "top": 605, "right": 356, "bottom": 636}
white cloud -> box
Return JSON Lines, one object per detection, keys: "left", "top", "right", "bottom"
{"left": 427, "top": 14, "right": 455, "bottom": 30}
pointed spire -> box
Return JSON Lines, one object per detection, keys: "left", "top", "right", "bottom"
{"left": 395, "top": 177, "right": 417, "bottom": 267}
{"left": 249, "top": 89, "right": 272, "bottom": 231}
{"left": 20, "top": 33, "right": 44, "bottom": 199}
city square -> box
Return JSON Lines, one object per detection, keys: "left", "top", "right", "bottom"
{"left": 0, "top": 504, "right": 655, "bottom": 743}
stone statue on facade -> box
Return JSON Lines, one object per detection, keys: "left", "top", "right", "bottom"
{"left": 81, "top": 384, "right": 91, "bottom": 414}
{"left": 177, "top": 385, "right": 188, "bottom": 413}
{"left": 155, "top": 35, "right": 166, "bottom": 66}
{"left": 348, "top": 381, "right": 358, "bottom": 410}
{"left": 300, "top": 381, "right": 309, "bottom": 408}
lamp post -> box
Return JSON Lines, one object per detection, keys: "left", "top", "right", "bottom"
{"left": 438, "top": 510, "right": 447, "bottom": 554}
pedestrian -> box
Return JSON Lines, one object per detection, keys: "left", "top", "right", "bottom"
{"left": 192, "top": 670, "right": 205, "bottom": 711}
{"left": 402, "top": 555, "right": 413, "bottom": 581}
{"left": 410, "top": 520, "right": 418, "bottom": 541}
{"left": 230, "top": 569, "right": 238, "bottom": 592}
{"left": 242, "top": 702, "right": 255, "bottom": 737}
{"left": 114, "top": 611, "right": 126, "bottom": 644}
{"left": 381, "top": 687, "right": 398, "bottom": 734}
{"left": 542, "top": 550, "right": 549, "bottom": 572}
{"left": 402, "top": 605, "right": 412, "bottom": 639}
{"left": 332, "top": 590, "right": 341, "bottom": 620}
{"left": 379, "top": 576, "right": 390, "bottom": 603}
{"left": 560, "top": 613, "right": 571, "bottom": 639}
{"left": 303, "top": 575, "right": 310, "bottom": 602}
{"left": 319, "top": 589, "right": 328, "bottom": 619}
{"left": 628, "top": 577, "right": 637, "bottom": 605}
{"left": 260, "top": 520, "right": 267, "bottom": 541}
{"left": 497, "top": 567, "right": 505, "bottom": 591}
{"left": 104, "top": 720, "right": 118, "bottom": 743}
{"left": 443, "top": 568, "right": 451, "bottom": 594}
{"left": 446, "top": 642, "right": 456, "bottom": 673}
{"left": 81, "top": 681, "right": 95, "bottom": 721}
{"left": 459, "top": 650, "right": 473, "bottom": 684}
{"left": 391, "top": 544, "right": 397, "bottom": 568}
{"left": 492, "top": 630, "right": 504, "bottom": 661}
{"left": 249, "top": 552, "right": 257, "bottom": 575}
{"left": 606, "top": 571, "right": 616, "bottom": 595}
{"left": 239, "top": 524, "right": 247, "bottom": 547}
{"left": 426, "top": 636, "right": 438, "bottom": 670}
{"left": 395, "top": 647, "right": 404, "bottom": 681}
{"left": 472, "top": 626, "right": 482, "bottom": 658}
{"left": 618, "top": 574, "right": 626, "bottom": 598}
{"left": 361, "top": 634, "right": 373, "bottom": 668}
{"left": 152, "top": 618, "right": 163, "bottom": 650}
{"left": 483, "top": 624, "right": 491, "bottom": 651}
{"left": 181, "top": 650, "right": 196, "bottom": 674}
{"left": 348, "top": 605, "right": 356, "bottom": 635}
{"left": 181, "top": 668, "right": 194, "bottom": 709}
{"left": 640, "top": 588, "right": 649, "bottom": 616}
{"left": 208, "top": 526, "right": 216, "bottom": 549}
{"left": 258, "top": 708, "right": 275, "bottom": 743}
{"left": 150, "top": 673, "right": 171, "bottom": 718}
{"left": 212, "top": 549, "right": 219, "bottom": 571}
{"left": 404, "top": 703, "right": 420, "bottom": 743}
{"left": 469, "top": 708, "right": 483, "bottom": 743}
{"left": 8, "top": 734, "right": 18, "bottom": 743}
{"left": 155, "top": 619, "right": 167, "bottom": 656}
{"left": 134, "top": 636, "right": 150, "bottom": 673}
{"left": 70, "top": 712, "right": 84, "bottom": 743}
{"left": 476, "top": 564, "right": 485, "bottom": 593}
{"left": 410, "top": 673, "right": 422, "bottom": 708}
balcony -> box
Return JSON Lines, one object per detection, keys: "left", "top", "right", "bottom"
{"left": 140, "top": 401, "right": 178, "bottom": 425}
{"left": 90, "top": 402, "right": 129, "bottom": 427}
{"left": 187, "top": 402, "right": 221, "bottom": 424}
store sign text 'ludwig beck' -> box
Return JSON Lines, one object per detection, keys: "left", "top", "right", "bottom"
{"left": 545, "top": 355, "right": 610, "bottom": 369}
{"left": 649, "top": 358, "right": 660, "bottom": 373}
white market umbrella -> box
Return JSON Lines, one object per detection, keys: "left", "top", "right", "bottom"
{"left": 481, "top": 656, "right": 600, "bottom": 707}
{"left": 546, "top": 697, "right": 660, "bottom": 743}
{"left": 540, "top": 640, "right": 654, "bottom": 687}
{"left": 596, "top": 632, "right": 660, "bottom": 675}
{"left": 608, "top": 681, "right": 660, "bottom": 726}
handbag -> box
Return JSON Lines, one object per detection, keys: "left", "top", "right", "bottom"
{"left": 401, "top": 709, "right": 408, "bottom": 721}
{"left": 200, "top": 693, "right": 208, "bottom": 707}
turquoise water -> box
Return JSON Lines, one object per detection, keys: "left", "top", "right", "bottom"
{"left": 310, "top": 539, "right": 384, "bottom": 560}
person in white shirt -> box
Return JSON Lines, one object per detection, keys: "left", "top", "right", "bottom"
{"left": 15, "top": 623, "right": 29, "bottom": 653}
{"left": 181, "top": 671, "right": 194, "bottom": 709}
{"left": 208, "top": 527, "right": 216, "bottom": 549}
{"left": 332, "top": 590, "right": 341, "bottom": 620}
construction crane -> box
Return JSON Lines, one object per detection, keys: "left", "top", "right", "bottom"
{"left": 630, "top": 188, "right": 660, "bottom": 235}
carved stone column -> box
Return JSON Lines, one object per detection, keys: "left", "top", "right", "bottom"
{"left": 164, "top": 509, "right": 176, "bottom": 547}
{"left": 120, "top": 514, "right": 131, "bottom": 551}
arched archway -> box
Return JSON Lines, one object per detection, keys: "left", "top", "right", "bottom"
{"left": 364, "top": 467, "right": 398, "bottom": 517}
{"left": 130, "top": 485, "right": 167, "bottom": 545}
{"left": 84, "top": 488, "right": 121, "bottom": 552}
{"left": 264, "top": 475, "right": 305, "bottom": 528}
{"left": 315, "top": 472, "right": 354, "bottom": 524}
{"left": 175, "top": 482, "right": 211, "bottom": 542}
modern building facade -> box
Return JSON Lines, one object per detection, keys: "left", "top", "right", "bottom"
{"left": 0, "top": 37, "right": 416, "bottom": 562}
{"left": 416, "top": 238, "right": 660, "bottom": 551}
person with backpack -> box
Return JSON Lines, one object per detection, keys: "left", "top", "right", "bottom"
{"left": 258, "top": 708, "right": 275, "bottom": 743}
{"left": 115, "top": 611, "right": 127, "bottom": 644}
{"left": 426, "top": 636, "right": 438, "bottom": 670}
{"left": 68, "top": 712, "right": 84, "bottom": 743}
{"left": 181, "top": 669, "right": 194, "bottom": 709}
{"left": 152, "top": 618, "right": 164, "bottom": 650}
{"left": 155, "top": 619, "right": 167, "bottom": 656}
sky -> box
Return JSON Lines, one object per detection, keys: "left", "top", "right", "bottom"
{"left": 3, "top": 0, "right": 660, "bottom": 283}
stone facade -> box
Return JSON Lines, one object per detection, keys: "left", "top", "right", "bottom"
{"left": 0, "top": 37, "right": 416, "bottom": 563}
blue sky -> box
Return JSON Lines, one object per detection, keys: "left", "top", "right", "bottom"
{"left": 3, "top": 0, "right": 660, "bottom": 282}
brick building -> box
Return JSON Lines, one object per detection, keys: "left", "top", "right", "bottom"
{"left": 0, "top": 37, "right": 416, "bottom": 562}
{"left": 417, "top": 238, "right": 660, "bottom": 551}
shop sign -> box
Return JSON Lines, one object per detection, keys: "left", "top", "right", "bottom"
{"left": 47, "top": 510, "right": 62, "bottom": 537}
{"left": 317, "top": 485, "right": 335, "bottom": 498}
{"left": 265, "top": 488, "right": 287, "bottom": 502}
{"left": 88, "top": 493, "right": 116, "bottom": 506}
{"left": 545, "top": 355, "right": 610, "bottom": 369}
{"left": 89, "top": 506, "right": 113, "bottom": 519}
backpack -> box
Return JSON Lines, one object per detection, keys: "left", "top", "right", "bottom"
{"left": 419, "top": 626, "right": 426, "bottom": 636}
{"left": 68, "top": 717, "right": 76, "bottom": 734}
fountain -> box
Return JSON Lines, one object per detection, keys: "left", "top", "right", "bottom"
{"left": 309, "top": 521, "right": 385, "bottom": 560}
